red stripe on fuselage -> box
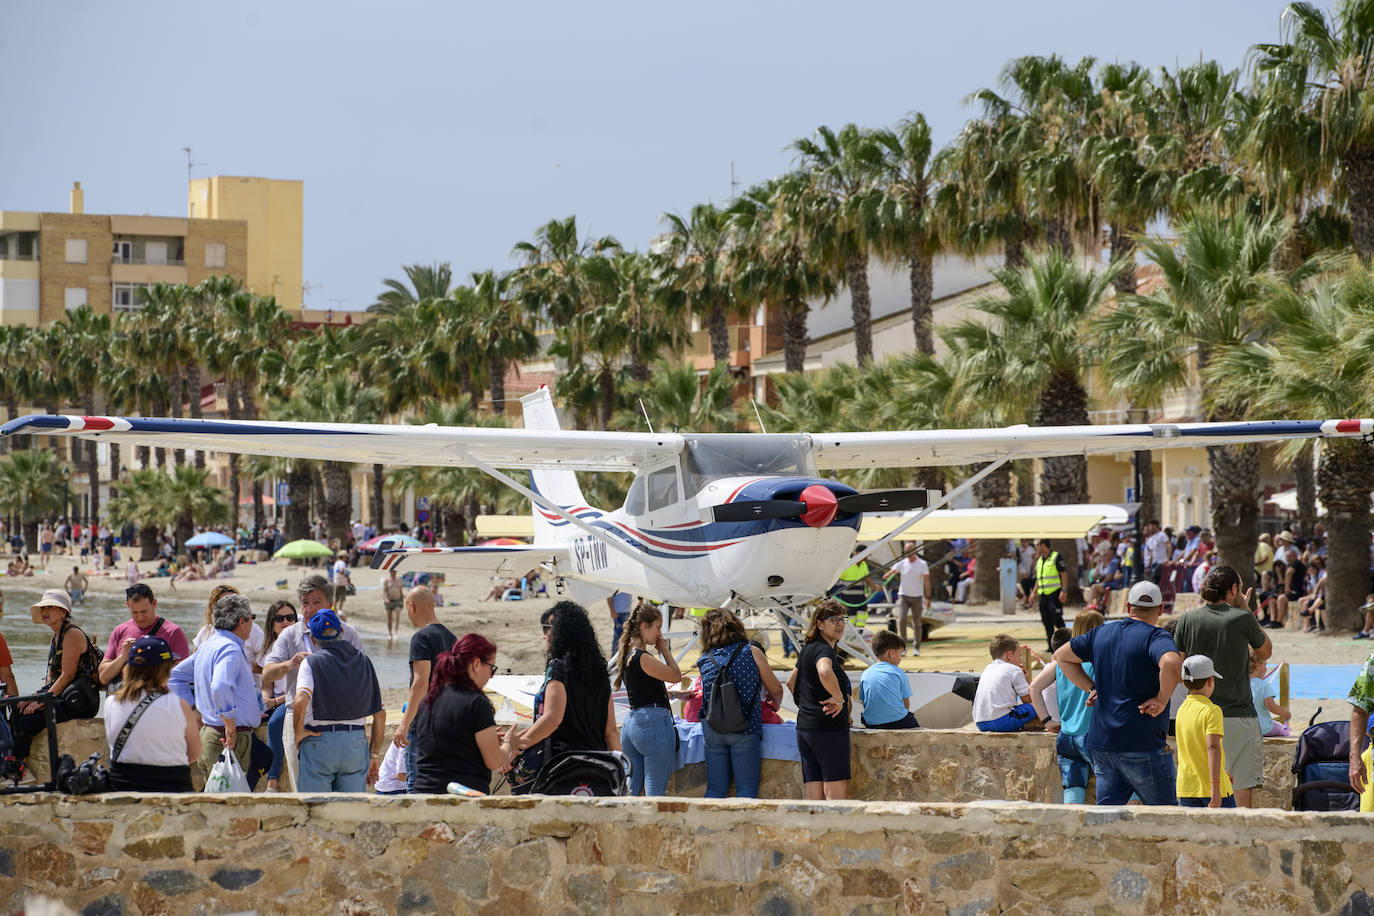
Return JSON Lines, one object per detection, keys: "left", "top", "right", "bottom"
{"left": 725, "top": 478, "right": 763, "bottom": 503}
{"left": 82, "top": 417, "right": 115, "bottom": 430}
{"left": 1336, "top": 419, "right": 1364, "bottom": 433}
{"left": 609, "top": 520, "right": 738, "bottom": 552}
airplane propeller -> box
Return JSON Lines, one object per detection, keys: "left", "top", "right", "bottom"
{"left": 712, "top": 488, "right": 933, "bottom": 527}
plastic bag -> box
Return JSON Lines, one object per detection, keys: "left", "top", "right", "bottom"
{"left": 204, "top": 748, "right": 250, "bottom": 793}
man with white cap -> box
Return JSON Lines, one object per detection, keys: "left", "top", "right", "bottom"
{"left": 1054, "top": 579, "right": 1183, "bottom": 805}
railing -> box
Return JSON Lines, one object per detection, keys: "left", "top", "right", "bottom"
{"left": 687, "top": 325, "right": 751, "bottom": 357}
{"left": 111, "top": 257, "right": 186, "bottom": 266}
{"left": 0, "top": 253, "right": 39, "bottom": 262}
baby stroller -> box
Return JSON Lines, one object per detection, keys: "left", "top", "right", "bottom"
{"left": 530, "top": 750, "right": 632, "bottom": 797}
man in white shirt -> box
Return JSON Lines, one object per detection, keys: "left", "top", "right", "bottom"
{"left": 892, "top": 543, "right": 931, "bottom": 655}
{"left": 260, "top": 573, "right": 365, "bottom": 789}
{"left": 1143, "top": 520, "right": 1170, "bottom": 581}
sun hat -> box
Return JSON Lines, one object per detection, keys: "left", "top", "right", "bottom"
{"left": 307, "top": 608, "right": 343, "bottom": 641}
{"left": 30, "top": 589, "right": 73, "bottom": 623}
{"left": 128, "top": 635, "right": 180, "bottom": 667}
{"left": 1127, "top": 580, "right": 1163, "bottom": 608}
{"left": 1181, "top": 654, "right": 1222, "bottom": 681}
{"left": 1277, "top": 530, "right": 1294, "bottom": 542}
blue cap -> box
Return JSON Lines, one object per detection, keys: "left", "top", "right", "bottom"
{"left": 307, "top": 609, "right": 343, "bottom": 641}
{"left": 129, "top": 635, "right": 179, "bottom": 667}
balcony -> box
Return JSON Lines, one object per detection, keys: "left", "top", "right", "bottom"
{"left": 111, "top": 256, "right": 186, "bottom": 266}
{"left": 687, "top": 324, "right": 758, "bottom": 372}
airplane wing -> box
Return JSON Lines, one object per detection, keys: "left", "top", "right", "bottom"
{"left": 0, "top": 415, "right": 682, "bottom": 473}
{"left": 375, "top": 545, "right": 569, "bottom": 577}
{"left": 813, "top": 419, "right": 1374, "bottom": 469}
{"left": 857, "top": 504, "right": 1131, "bottom": 542}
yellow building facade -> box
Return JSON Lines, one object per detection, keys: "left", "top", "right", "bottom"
{"left": 188, "top": 176, "right": 303, "bottom": 311}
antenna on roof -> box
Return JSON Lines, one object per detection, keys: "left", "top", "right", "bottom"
{"left": 181, "top": 147, "right": 204, "bottom": 187}
{"left": 638, "top": 398, "right": 655, "bottom": 434}
{"left": 751, "top": 398, "right": 767, "bottom": 434}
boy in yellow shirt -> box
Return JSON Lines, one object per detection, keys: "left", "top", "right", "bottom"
{"left": 1176, "top": 654, "right": 1235, "bottom": 807}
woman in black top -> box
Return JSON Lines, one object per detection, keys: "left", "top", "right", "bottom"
{"left": 411, "top": 633, "right": 506, "bottom": 794}
{"left": 786, "top": 600, "right": 852, "bottom": 800}
{"left": 614, "top": 601, "right": 682, "bottom": 795}
{"left": 10, "top": 590, "right": 102, "bottom": 770}
{"left": 503, "top": 602, "right": 620, "bottom": 790}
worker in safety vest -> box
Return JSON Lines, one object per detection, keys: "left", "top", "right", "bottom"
{"left": 1033, "top": 539, "right": 1067, "bottom": 651}
{"left": 835, "top": 547, "right": 881, "bottom": 631}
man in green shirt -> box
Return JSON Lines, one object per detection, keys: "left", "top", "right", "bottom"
{"left": 1173, "top": 565, "right": 1271, "bottom": 807}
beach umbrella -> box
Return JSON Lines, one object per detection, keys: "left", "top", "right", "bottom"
{"left": 186, "top": 531, "right": 235, "bottom": 548}
{"left": 273, "top": 539, "right": 335, "bottom": 559}
{"left": 478, "top": 537, "right": 525, "bottom": 546}
{"left": 358, "top": 533, "right": 423, "bottom": 551}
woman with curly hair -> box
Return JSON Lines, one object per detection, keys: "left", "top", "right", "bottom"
{"left": 697, "top": 608, "right": 783, "bottom": 798}
{"left": 411, "top": 633, "right": 507, "bottom": 794}
{"left": 503, "top": 602, "right": 620, "bottom": 788}
{"left": 614, "top": 601, "right": 681, "bottom": 795}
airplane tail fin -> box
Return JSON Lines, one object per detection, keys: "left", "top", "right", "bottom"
{"left": 521, "top": 387, "right": 591, "bottom": 544}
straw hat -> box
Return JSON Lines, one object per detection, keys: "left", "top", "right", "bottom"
{"left": 30, "top": 589, "right": 73, "bottom": 624}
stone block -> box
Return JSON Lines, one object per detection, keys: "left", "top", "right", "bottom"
{"left": 81, "top": 867, "right": 123, "bottom": 889}
{"left": 503, "top": 839, "right": 551, "bottom": 887}
{"left": 26, "top": 843, "right": 76, "bottom": 887}
{"left": 72, "top": 821, "right": 113, "bottom": 856}
{"left": 699, "top": 842, "right": 765, "bottom": 883}
{"left": 226, "top": 817, "right": 258, "bottom": 839}
{"left": 838, "top": 867, "right": 901, "bottom": 898}
{"left": 354, "top": 820, "right": 395, "bottom": 858}
{"left": 930, "top": 850, "right": 992, "bottom": 892}
{"left": 565, "top": 872, "right": 607, "bottom": 915}
{"left": 417, "top": 822, "right": 456, "bottom": 843}
{"left": 141, "top": 869, "right": 204, "bottom": 896}
{"left": 209, "top": 867, "right": 263, "bottom": 891}
{"left": 397, "top": 876, "right": 437, "bottom": 915}
{"left": 435, "top": 856, "right": 490, "bottom": 901}
{"left": 79, "top": 893, "right": 129, "bottom": 916}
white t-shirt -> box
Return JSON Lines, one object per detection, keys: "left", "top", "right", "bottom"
{"left": 972, "top": 658, "right": 1030, "bottom": 723}
{"left": 104, "top": 692, "right": 191, "bottom": 767}
{"left": 196, "top": 622, "right": 264, "bottom": 658}
{"left": 1144, "top": 532, "right": 1170, "bottom": 567}
{"left": 331, "top": 559, "right": 347, "bottom": 582}
{"left": 893, "top": 556, "right": 930, "bottom": 598}
{"left": 375, "top": 741, "right": 406, "bottom": 792}
{"left": 297, "top": 652, "right": 367, "bottom": 728}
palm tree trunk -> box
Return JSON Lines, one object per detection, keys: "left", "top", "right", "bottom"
{"left": 1109, "top": 222, "right": 1137, "bottom": 296}
{"left": 972, "top": 462, "right": 1012, "bottom": 603}
{"left": 1207, "top": 442, "right": 1260, "bottom": 593}
{"left": 371, "top": 463, "right": 385, "bottom": 529}
{"left": 311, "top": 467, "right": 326, "bottom": 532}
{"left": 597, "top": 365, "right": 615, "bottom": 431}
{"left": 108, "top": 442, "right": 120, "bottom": 501}
{"left": 321, "top": 460, "right": 352, "bottom": 547}
{"left": 1294, "top": 443, "right": 1318, "bottom": 537}
{"left": 846, "top": 253, "right": 873, "bottom": 365}
{"left": 251, "top": 479, "right": 264, "bottom": 535}
{"left": 441, "top": 506, "right": 465, "bottom": 547}
{"left": 188, "top": 366, "right": 205, "bottom": 470}
{"left": 1037, "top": 372, "right": 1089, "bottom": 604}
{"left": 782, "top": 299, "right": 809, "bottom": 374}
{"left": 1316, "top": 440, "right": 1374, "bottom": 630}
{"left": 489, "top": 354, "right": 506, "bottom": 415}
{"left": 226, "top": 383, "right": 243, "bottom": 526}
{"left": 286, "top": 465, "right": 311, "bottom": 542}
{"left": 175, "top": 510, "right": 193, "bottom": 555}
{"left": 172, "top": 372, "right": 187, "bottom": 467}
{"left": 139, "top": 523, "right": 159, "bottom": 561}
{"left": 1345, "top": 144, "right": 1374, "bottom": 260}
{"left": 908, "top": 243, "right": 934, "bottom": 356}
{"left": 706, "top": 302, "right": 730, "bottom": 367}
{"left": 1045, "top": 217, "right": 1073, "bottom": 258}
{"left": 82, "top": 393, "right": 99, "bottom": 529}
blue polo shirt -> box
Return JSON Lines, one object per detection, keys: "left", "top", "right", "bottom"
{"left": 859, "top": 661, "right": 912, "bottom": 726}
{"left": 1069, "top": 618, "right": 1177, "bottom": 753}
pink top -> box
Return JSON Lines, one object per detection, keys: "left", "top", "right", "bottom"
{"left": 104, "top": 617, "right": 191, "bottom": 661}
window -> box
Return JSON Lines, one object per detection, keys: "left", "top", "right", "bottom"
{"left": 65, "top": 238, "right": 87, "bottom": 263}
{"left": 646, "top": 466, "right": 680, "bottom": 512}
{"left": 205, "top": 243, "right": 226, "bottom": 268}
{"left": 112, "top": 283, "right": 150, "bottom": 313}
{"left": 144, "top": 241, "right": 167, "bottom": 266}
{"left": 112, "top": 240, "right": 132, "bottom": 263}
{"left": 64, "top": 287, "right": 87, "bottom": 310}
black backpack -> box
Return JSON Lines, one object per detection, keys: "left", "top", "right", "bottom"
{"left": 703, "top": 643, "right": 755, "bottom": 734}
{"left": 1291, "top": 708, "right": 1361, "bottom": 812}
{"left": 530, "top": 751, "right": 631, "bottom": 797}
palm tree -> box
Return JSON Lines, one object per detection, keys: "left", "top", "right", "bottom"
{"left": 0, "top": 448, "right": 67, "bottom": 552}
{"left": 465, "top": 270, "right": 538, "bottom": 414}
{"left": 1252, "top": 0, "right": 1374, "bottom": 258}
{"left": 1209, "top": 261, "right": 1374, "bottom": 630}
{"left": 1096, "top": 211, "right": 1299, "bottom": 589}
{"left": 870, "top": 115, "right": 941, "bottom": 354}
{"left": 370, "top": 262, "right": 454, "bottom": 314}
{"left": 792, "top": 124, "right": 884, "bottom": 364}
{"left": 614, "top": 362, "right": 740, "bottom": 433}
{"left": 945, "top": 254, "right": 1121, "bottom": 601}
{"left": 104, "top": 469, "right": 174, "bottom": 560}
{"left": 659, "top": 203, "right": 736, "bottom": 369}
{"left": 55, "top": 307, "right": 111, "bottom": 525}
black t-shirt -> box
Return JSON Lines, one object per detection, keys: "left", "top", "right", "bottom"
{"left": 409, "top": 623, "right": 457, "bottom": 687}
{"left": 794, "top": 640, "right": 851, "bottom": 732}
{"left": 548, "top": 657, "right": 610, "bottom": 752}
{"left": 411, "top": 685, "right": 496, "bottom": 794}
{"left": 623, "top": 649, "right": 670, "bottom": 708}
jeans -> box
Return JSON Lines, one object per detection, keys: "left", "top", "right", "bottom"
{"left": 620, "top": 707, "right": 676, "bottom": 796}
{"left": 702, "top": 723, "right": 762, "bottom": 798}
{"left": 297, "top": 728, "right": 368, "bottom": 793}
{"left": 1179, "top": 795, "right": 1237, "bottom": 807}
{"left": 976, "top": 703, "right": 1036, "bottom": 732}
{"left": 266, "top": 703, "right": 287, "bottom": 781}
{"left": 405, "top": 727, "right": 417, "bottom": 794}
{"left": 1089, "top": 746, "right": 1177, "bottom": 806}
{"left": 611, "top": 612, "right": 629, "bottom": 651}
{"left": 1056, "top": 731, "right": 1092, "bottom": 803}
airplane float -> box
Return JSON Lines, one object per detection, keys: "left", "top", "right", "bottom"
{"left": 3, "top": 391, "right": 1371, "bottom": 663}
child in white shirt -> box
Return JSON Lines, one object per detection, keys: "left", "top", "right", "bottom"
{"left": 973, "top": 633, "right": 1041, "bottom": 732}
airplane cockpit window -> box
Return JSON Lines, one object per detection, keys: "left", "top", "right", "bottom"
{"left": 646, "top": 465, "right": 679, "bottom": 511}
{"left": 682, "top": 435, "right": 816, "bottom": 493}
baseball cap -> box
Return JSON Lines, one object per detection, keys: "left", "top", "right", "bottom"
{"left": 125, "top": 583, "right": 155, "bottom": 601}
{"left": 307, "top": 608, "right": 343, "bottom": 641}
{"left": 1127, "top": 580, "right": 1163, "bottom": 608}
{"left": 128, "top": 636, "right": 180, "bottom": 667}
{"left": 1181, "top": 654, "right": 1222, "bottom": 681}
{"left": 30, "top": 589, "right": 73, "bottom": 623}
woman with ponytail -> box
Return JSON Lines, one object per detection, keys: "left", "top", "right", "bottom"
{"left": 615, "top": 601, "right": 682, "bottom": 795}
{"left": 411, "top": 633, "right": 507, "bottom": 793}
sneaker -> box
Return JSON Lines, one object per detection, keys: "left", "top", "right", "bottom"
{"left": 912, "top": 646, "right": 921, "bottom": 656}
{"left": 1356, "top": 631, "right": 1370, "bottom": 640}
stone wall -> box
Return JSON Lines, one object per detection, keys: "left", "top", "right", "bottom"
{"left": 3, "top": 793, "right": 1372, "bottom": 915}
{"left": 31, "top": 719, "right": 1302, "bottom": 809}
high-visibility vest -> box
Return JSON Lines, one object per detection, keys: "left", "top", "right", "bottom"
{"left": 1036, "top": 552, "right": 1062, "bottom": 595}
{"left": 839, "top": 561, "right": 869, "bottom": 583}
{"left": 688, "top": 607, "right": 709, "bottom": 618}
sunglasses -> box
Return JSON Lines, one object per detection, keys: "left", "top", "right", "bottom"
{"left": 823, "top": 614, "right": 846, "bottom": 624}
{"left": 484, "top": 661, "right": 499, "bottom": 674}
{"left": 274, "top": 613, "right": 298, "bottom": 623}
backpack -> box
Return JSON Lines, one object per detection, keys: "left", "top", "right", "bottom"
{"left": 530, "top": 750, "right": 631, "bottom": 797}
{"left": 703, "top": 643, "right": 754, "bottom": 735}
{"left": 1291, "top": 708, "right": 1361, "bottom": 812}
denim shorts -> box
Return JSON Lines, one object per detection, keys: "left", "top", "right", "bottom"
{"left": 1055, "top": 731, "right": 1092, "bottom": 790}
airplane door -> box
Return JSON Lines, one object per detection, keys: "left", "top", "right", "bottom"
{"left": 642, "top": 464, "right": 690, "bottom": 527}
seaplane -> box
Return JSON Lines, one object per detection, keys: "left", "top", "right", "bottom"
{"left": 3, "top": 392, "right": 1371, "bottom": 666}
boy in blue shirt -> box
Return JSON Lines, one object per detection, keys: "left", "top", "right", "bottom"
{"left": 859, "top": 630, "right": 917, "bottom": 728}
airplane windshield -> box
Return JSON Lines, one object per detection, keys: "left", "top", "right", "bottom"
{"left": 682, "top": 435, "right": 815, "bottom": 493}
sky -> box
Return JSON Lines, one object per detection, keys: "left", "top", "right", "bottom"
{"left": 2, "top": 0, "right": 1302, "bottom": 312}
